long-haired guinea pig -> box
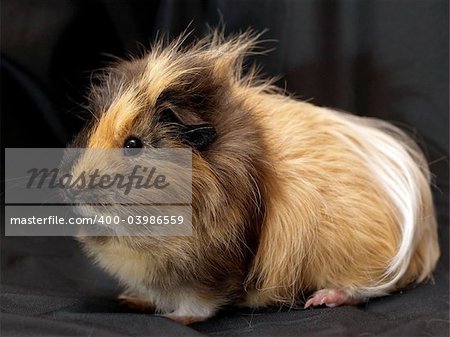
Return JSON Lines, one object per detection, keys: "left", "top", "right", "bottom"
{"left": 66, "top": 30, "right": 440, "bottom": 324}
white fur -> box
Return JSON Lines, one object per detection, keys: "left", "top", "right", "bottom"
{"left": 86, "top": 239, "right": 219, "bottom": 320}
{"left": 160, "top": 290, "right": 217, "bottom": 320}
{"left": 328, "top": 110, "right": 426, "bottom": 296}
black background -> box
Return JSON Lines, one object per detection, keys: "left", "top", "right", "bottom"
{"left": 1, "top": 1, "right": 449, "bottom": 336}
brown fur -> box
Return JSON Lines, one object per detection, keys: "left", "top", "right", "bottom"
{"left": 66, "top": 30, "right": 440, "bottom": 321}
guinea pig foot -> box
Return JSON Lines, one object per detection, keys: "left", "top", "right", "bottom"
{"left": 304, "top": 289, "right": 362, "bottom": 308}
{"left": 118, "top": 292, "right": 155, "bottom": 313}
{"left": 161, "top": 313, "right": 209, "bottom": 325}
{"left": 160, "top": 302, "right": 216, "bottom": 325}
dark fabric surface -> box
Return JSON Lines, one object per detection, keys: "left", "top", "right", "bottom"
{"left": 1, "top": 1, "right": 449, "bottom": 336}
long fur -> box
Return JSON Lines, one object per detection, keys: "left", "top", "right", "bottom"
{"left": 66, "top": 30, "right": 440, "bottom": 322}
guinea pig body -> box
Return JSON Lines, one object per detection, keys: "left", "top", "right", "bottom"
{"left": 69, "top": 31, "right": 440, "bottom": 324}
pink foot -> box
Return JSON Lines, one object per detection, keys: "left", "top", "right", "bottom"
{"left": 162, "top": 314, "right": 208, "bottom": 325}
{"left": 304, "top": 289, "right": 362, "bottom": 308}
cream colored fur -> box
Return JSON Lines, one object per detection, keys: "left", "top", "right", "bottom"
{"left": 243, "top": 92, "right": 439, "bottom": 305}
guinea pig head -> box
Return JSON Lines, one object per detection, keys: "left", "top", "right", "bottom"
{"left": 65, "top": 32, "right": 272, "bottom": 243}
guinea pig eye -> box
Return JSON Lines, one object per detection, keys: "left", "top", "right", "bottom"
{"left": 123, "top": 136, "right": 143, "bottom": 156}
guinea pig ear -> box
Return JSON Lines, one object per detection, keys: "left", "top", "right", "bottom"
{"left": 181, "top": 124, "right": 216, "bottom": 151}
{"left": 159, "top": 108, "right": 216, "bottom": 151}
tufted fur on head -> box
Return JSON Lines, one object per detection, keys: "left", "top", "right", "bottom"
{"left": 67, "top": 29, "right": 440, "bottom": 323}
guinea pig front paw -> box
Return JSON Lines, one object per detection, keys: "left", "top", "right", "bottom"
{"left": 162, "top": 313, "right": 209, "bottom": 325}
{"left": 304, "top": 289, "right": 363, "bottom": 308}
{"left": 118, "top": 291, "right": 155, "bottom": 313}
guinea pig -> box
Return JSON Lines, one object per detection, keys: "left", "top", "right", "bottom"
{"left": 65, "top": 30, "right": 440, "bottom": 324}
